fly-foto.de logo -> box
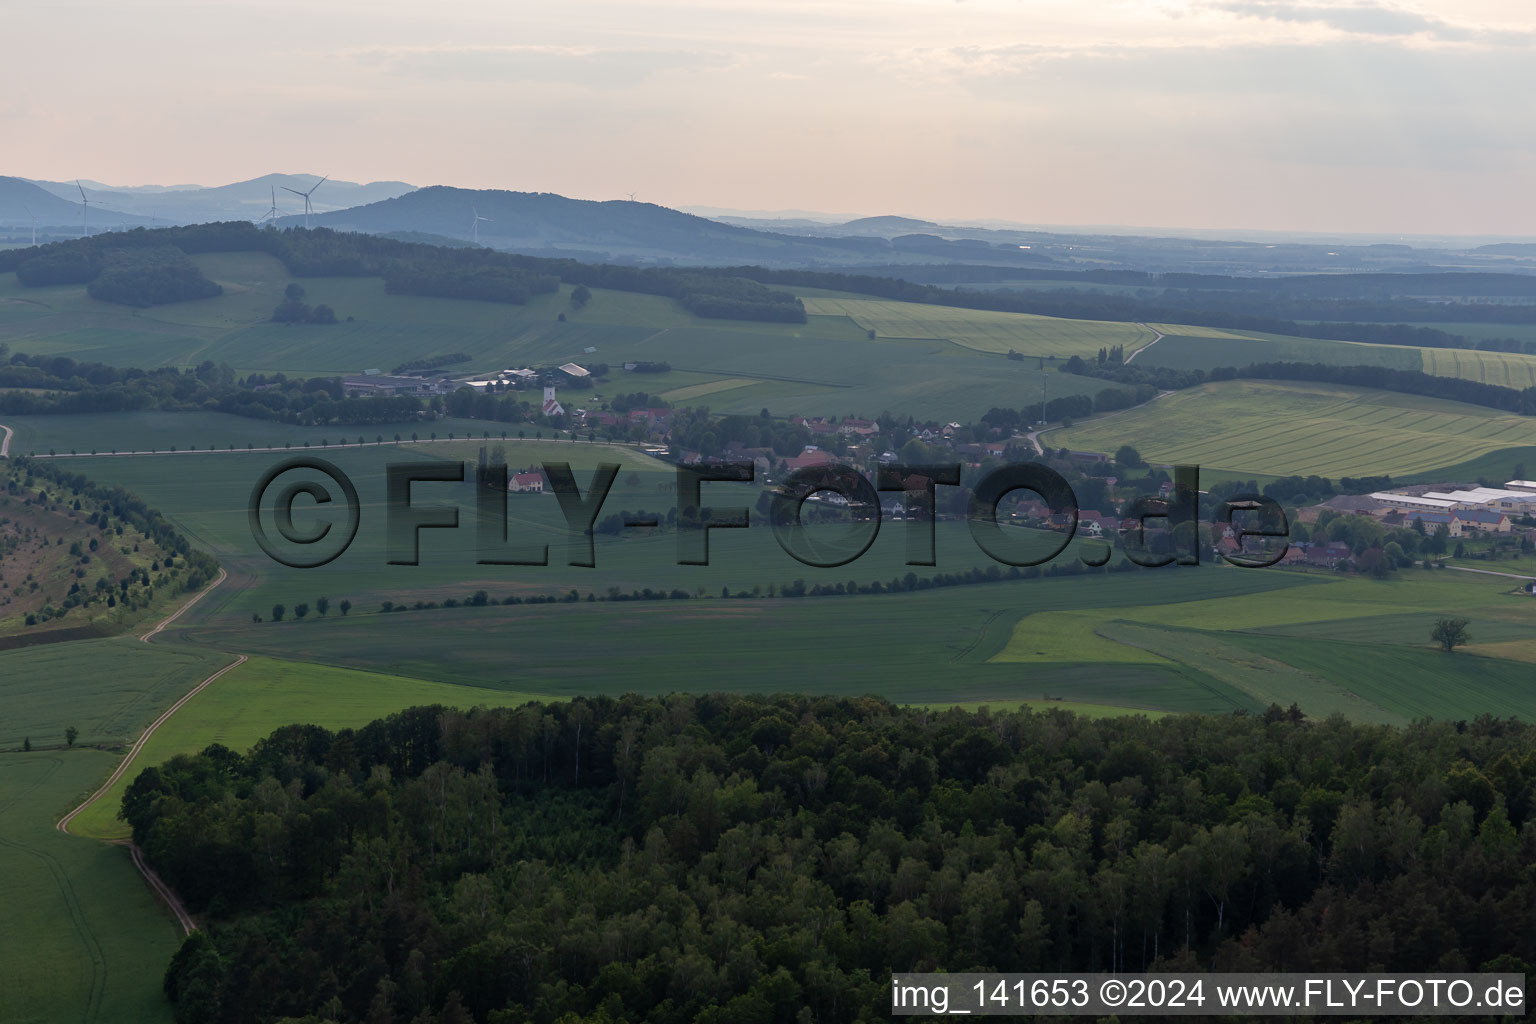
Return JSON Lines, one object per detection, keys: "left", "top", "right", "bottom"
{"left": 247, "top": 458, "right": 1289, "bottom": 571}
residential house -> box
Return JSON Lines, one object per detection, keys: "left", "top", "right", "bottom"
{"left": 509, "top": 472, "right": 545, "bottom": 494}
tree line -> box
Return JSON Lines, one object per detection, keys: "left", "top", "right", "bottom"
{"left": 1063, "top": 357, "right": 1536, "bottom": 416}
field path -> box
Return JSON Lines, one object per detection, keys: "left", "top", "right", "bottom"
{"left": 1443, "top": 565, "right": 1536, "bottom": 582}
{"left": 1122, "top": 323, "right": 1166, "bottom": 364}
{"left": 16, "top": 433, "right": 642, "bottom": 460}
{"left": 0, "top": 421, "right": 12, "bottom": 457}
{"left": 140, "top": 567, "right": 229, "bottom": 642}
{"left": 57, "top": 568, "right": 245, "bottom": 936}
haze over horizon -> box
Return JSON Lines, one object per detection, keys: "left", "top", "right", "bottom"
{"left": 11, "top": 0, "right": 1536, "bottom": 236}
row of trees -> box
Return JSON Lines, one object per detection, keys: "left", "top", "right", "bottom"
{"left": 265, "top": 597, "right": 350, "bottom": 622}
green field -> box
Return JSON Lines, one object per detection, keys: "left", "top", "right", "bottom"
{"left": 1139, "top": 325, "right": 1536, "bottom": 389}
{"left": 0, "top": 411, "right": 569, "bottom": 460}
{"left": 1052, "top": 379, "right": 1536, "bottom": 477}
{"left": 0, "top": 254, "right": 1112, "bottom": 421}
{"left": 804, "top": 296, "right": 1155, "bottom": 357}
{"left": 49, "top": 440, "right": 1114, "bottom": 632}
{"left": 0, "top": 639, "right": 230, "bottom": 751}
{"left": 989, "top": 569, "right": 1536, "bottom": 724}
{"left": 0, "top": 751, "right": 184, "bottom": 1024}
{"left": 66, "top": 656, "right": 553, "bottom": 842}
{"left": 0, "top": 640, "right": 236, "bottom": 1024}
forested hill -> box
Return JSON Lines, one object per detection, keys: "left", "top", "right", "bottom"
{"left": 280, "top": 186, "right": 1056, "bottom": 268}
{"left": 0, "top": 222, "right": 807, "bottom": 322}
{"left": 133, "top": 696, "right": 1536, "bottom": 1024}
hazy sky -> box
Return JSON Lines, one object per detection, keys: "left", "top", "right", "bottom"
{"left": 9, "top": 0, "right": 1536, "bottom": 234}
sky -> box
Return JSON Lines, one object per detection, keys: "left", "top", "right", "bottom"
{"left": 8, "top": 0, "right": 1536, "bottom": 235}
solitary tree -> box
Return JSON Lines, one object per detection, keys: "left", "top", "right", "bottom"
{"left": 316, "top": 596, "right": 330, "bottom": 617}
{"left": 570, "top": 284, "right": 591, "bottom": 308}
{"left": 294, "top": 603, "right": 309, "bottom": 619}
{"left": 22, "top": 737, "right": 30, "bottom": 752}
{"left": 1115, "top": 444, "right": 1145, "bottom": 469}
{"left": 271, "top": 603, "right": 286, "bottom": 622}
{"left": 65, "top": 726, "right": 78, "bottom": 747}
{"left": 339, "top": 599, "right": 351, "bottom": 616}
{"left": 1432, "top": 617, "right": 1470, "bottom": 653}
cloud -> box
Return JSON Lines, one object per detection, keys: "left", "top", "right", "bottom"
{"left": 342, "top": 43, "right": 737, "bottom": 85}
{"left": 1206, "top": 1, "right": 1535, "bottom": 46}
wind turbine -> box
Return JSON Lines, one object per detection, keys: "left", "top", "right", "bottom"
{"left": 470, "top": 205, "right": 491, "bottom": 245}
{"left": 625, "top": 191, "right": 637, "bottom": 202}
{"left": 76, "top": 180, "right": 94, "bottom": 237}
{"left": 258, "top": 186, "right": 280, "bottom": 228}
{"left": 281, "top": 174, "right": 328, "bottom": 229}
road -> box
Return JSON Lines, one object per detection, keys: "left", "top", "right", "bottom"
{"left": 0, "top": 429, "right": 642, "bottom": 460}
{"left": 56, "top": 569, "right": 243, "bottom": 936}
{"left": 0, "top": 422, "right": 11, "bottom": 458}
{"left": 1443, "top": 565, "right": 1536, "bottom": 582}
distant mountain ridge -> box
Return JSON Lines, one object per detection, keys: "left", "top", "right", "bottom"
{"left": 277, "top": 185, "right": 1056, "bottom": 268}
{"left": 19, "top": 174, "right": 416, "bottom": 227}
{"left": 0, "top": 176, "right": 146, "bottom": 231}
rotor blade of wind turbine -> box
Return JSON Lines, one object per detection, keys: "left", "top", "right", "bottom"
{"left": 281, "top": 187, "right": 306, "bottom": 197}
{"left": 311, "top": 175, "right": 329, "bottom": 194}
{"left": 77, "top": 180, "right": 88, "bottom": 202}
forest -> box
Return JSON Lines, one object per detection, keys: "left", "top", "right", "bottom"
{"left": 0, "top": 223, "right": 807, "bottom": 323}
{"left": 124, "top": 696, "right": 1536, "bottom": 1024}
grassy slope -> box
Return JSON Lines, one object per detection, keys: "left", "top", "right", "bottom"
{"left": 0, "top": 640, "right": 232, "bottom": 1024}
{"left": 0, "top": 750, "right": 183, "bottom": 1024}
{"left": 0, "top": 254, "right": 1107, "bottom": 422}
{"left": 995, "top": 568, "right": 1536, "bottom": 725}
{"left": 1053, "top": 379, "right": 1536, "bottom": 477}
{"left": 67, "top": 656, "right": 552, "bottom": 842}
{"left": 1139, "top": 326, "right": 1536, "bottom": 389}
{"left": 802, "top": 296, "right": 1155, "bottom": 357}
{"left": 53, "top": 442, "right": 1112, "bottom": 630}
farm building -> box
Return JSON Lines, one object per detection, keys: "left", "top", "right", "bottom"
{"left": 1404, "top": 511, "right": 1461, "bottom": 537}
{"left": 341, "top": 374, "right": 438, "bottom": 396}
{"left": 1453, "top": 509, "right": 1512, "bottom": 533}
{"left": 509, "top": 472, "right": 545, "bottom": 493}
{"left": 558, "top": 363, "right": 590, "bottom": 379}
{"left": 1368, "top": 491, "right": 1459, "bottom": 514}
{"left": 1422, "top": 487, "right": 1536, "bottom": 513}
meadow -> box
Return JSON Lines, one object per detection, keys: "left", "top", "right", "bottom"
{"left": 991, "top": 569, "right": 1536, "bottom": 724}
{"left": 0, "top": 411, "right": 566, "bottom": 460}
{"left": 801, "top": 296, "right": 1156, "bottom": 357}
{"left": 1052, "top": 379, "right": 1536, "bottom": 477}
{"left": 0, "top": 254, "right": 1110, "bottom": 422}
{"left": 1139, "top": 326, "right": 1536, "bottom": 389}
{"left": 53, "top": 441, "right": 1113, "bottom": 631}
{"left": 64, "top": 656, "right": 554, "bottom": 842}
{"left": 0, "top": 640, "right": 234, "bottom": 1024}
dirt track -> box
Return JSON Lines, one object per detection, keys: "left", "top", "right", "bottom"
{"left": 55, "top": 569, "right": 244, "bottom": 936}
